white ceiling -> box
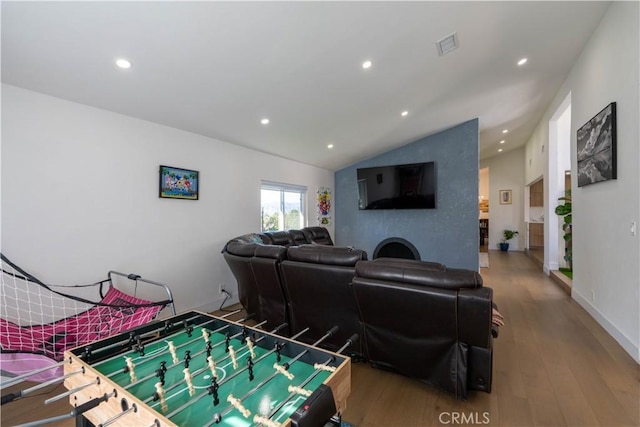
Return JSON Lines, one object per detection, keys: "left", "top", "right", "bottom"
{"left": 1, "top": 1, "right": 610, "bottom": 171}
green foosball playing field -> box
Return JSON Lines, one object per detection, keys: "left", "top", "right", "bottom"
{"left": 63, "top": 311, "right": 351, "bottom": 427}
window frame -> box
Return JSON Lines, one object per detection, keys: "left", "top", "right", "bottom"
{"left": 260, "top": 181, "right": 307, "bottom": 232}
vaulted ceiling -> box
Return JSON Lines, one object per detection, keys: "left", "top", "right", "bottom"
{"left": 1, "top": 1, "right": 610, "bottom": 170}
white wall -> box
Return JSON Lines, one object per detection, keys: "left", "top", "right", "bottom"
{"left": 480, "top": 147, "right": 525, "bottom": 251}
{"left": 1, "top": 84, "right": 334, "bottom": 313}
{"left": 522, "top": 2, "right": 640, "bottom": 362}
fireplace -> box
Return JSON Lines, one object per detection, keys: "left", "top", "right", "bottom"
{"left": 373, "top": 238, "right": 421, "bottom": 260}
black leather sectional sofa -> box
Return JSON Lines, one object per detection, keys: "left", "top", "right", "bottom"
{"left": 222, "top": 227, "right": 497, "bottom": 399}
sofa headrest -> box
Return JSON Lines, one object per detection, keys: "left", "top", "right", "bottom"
{"left": 301, "top": 227, "right": 334, "bottom": 245}
{"left": 355, "top": 259, "right": 482, "bottom": 289}
{"left": 254, "top": 244, "right": 287, "bottom": 261}
{"left": 288, "top": 229, "right": 308, "bottom": 246}
{"left": 287, "top": 245, "right": 367, "bottom": 266}
{"left": 263, "top": 231, "right": 294, "bottom": 246}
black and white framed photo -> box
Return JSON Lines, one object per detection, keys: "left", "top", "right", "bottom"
{"left": 577, "top": 102, "right": 616, "bottom": 187}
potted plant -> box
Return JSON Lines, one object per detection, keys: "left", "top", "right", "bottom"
{"left": 500, "top": 229, "right": 519, "bottom": 251}
{"left": 555, "top": 190, "right": 572, "bottom": 271}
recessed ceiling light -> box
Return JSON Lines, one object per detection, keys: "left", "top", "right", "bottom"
{"left": 502, "top": 129, "right": 508, "bottom": 134}
{"left": 327, "top": 144, "right": 334, "bottom": 149}
{"left": 362, "top": 60, "right": 372, "bottom": 69}
{"left": 517, "top": 58, "right": 528, "bottom": 66}
{"left": 401, "top": 111, "right": 409, "bottom": 117}
{"left": 500, "top": 140, "right": 505, "bottom": 144}
{"left": 498, "top": 148, "right": 503, "bottom": 152}
{"left": 261, "top": 118, "right": 270, "bottom": 125}
{"left": 115, "top": 58, "right": 131, "bottom": 69}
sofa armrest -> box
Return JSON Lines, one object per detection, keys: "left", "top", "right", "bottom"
{"left": 225, "top": 241, "right": 258, "bottom": 257}
{"left": 458, "top": 287, "right": 493, "bottom": 348}
{"left": 287, "top": 245, "right": 367, "bottom": 266}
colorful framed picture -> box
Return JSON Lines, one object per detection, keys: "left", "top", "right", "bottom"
{"left": 499, "top": 189, "right": 512, "bottom": 205}
{"left": 577, "top": 102, "right": 616, "bottom": 187}
{"left": 159, "top": 165, "right": 199, "bottom": 200}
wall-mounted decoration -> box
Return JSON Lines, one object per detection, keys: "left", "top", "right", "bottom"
{"left": 159, "top": 165, "right": 199, "bottom": 200}
{"left": 499, "top": 189, "right": 512, "bottom": 205}
{"left": 316, "top": 187, "right": 331, "bottom": 225}
{"left": 577, "top": 102, "right": 616, "bottom": 187}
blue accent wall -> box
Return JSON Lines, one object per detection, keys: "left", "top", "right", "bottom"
{"left": 334, "top": 119, "right": 479, "bottom": 269}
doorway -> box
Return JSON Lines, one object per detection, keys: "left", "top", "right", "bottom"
{"left": 547, "top": 94, "right": 572, "bottom": 273}
{"left": 479, "top": 167, "right": 489, "bottom": 253}
{"left": 528, "top": 178, "right": 544, "bottom": 266}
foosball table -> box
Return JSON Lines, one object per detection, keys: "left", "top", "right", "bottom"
{"left": 56, "top": 311, "right": 352, "bottom": 427}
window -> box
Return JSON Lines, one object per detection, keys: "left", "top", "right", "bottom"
{"left": 261, "top": 181, "right": 307, "bottom": 232}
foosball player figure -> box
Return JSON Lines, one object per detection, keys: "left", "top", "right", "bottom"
{"left": 127, "top": 332, "right": 136, "bottom": 350}
{"left": 207, "top": 355, "right": 217, "bottom": 379}
{"left": 154, "top": 381, "right": 168, "bottom": 413}
{"left": 164, "top": 320, "right": 172, "bottom": 335}
{"left": 247, "top": 356, "right": 254, "bottom": 381}
{"left": 225, "top": 332, "right": 231, "bottom": 352}
{"left": 184, "top": 367, "right": 195, "bottom": 396}
{"left": 207, "top": 376, "right": 220, "bottom": 406}
{"left": 168, "top": 341, "right": 179, "bottom": 364}
{"left": 183, "top": 319, "right": 193, "bottom": 337}
{"left": 206, "top": 340, "right": 213, "bottom": 358}
{"left": 246, "top": 336, "right": 256, "bottom": 358}
{"left": 134, "top": 335, "right": 145, "bottom": 356}
{"left": 184, "top": 349, "right": 192, "bottom": 369}
{"left": 229, "top": 345, "right": 238, "bottom": 369}
{"left": 156, "top": 361, "right": 167, "bottom": 385}
{"left": 202, "top": 327, "right": 211, "bottom": 344}
{"left": 125, "top": 356, "right": 137, "bottom": 383}
{"left": 275, "top": 342, "right": 283, "bottom": 363}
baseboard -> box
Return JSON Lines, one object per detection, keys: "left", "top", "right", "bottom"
{"left": 549, "top": 270, "right": 571, "bottom": 295}
{"left": 572, "top": 290, "right": 639, "bottom": 363}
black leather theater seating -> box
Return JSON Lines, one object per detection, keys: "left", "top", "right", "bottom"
{"left": 221, "top": 227, "right": 497, "bottom": 399}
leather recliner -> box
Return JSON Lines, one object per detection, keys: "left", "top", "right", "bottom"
{"left": 222, "top": 227, "right": 335, "bottom": 329}
{"left": 351, "top": 257, "right": 494, "bottom": 399}
{"left": 279, "top": 245, "right": 367, "bottom": 357}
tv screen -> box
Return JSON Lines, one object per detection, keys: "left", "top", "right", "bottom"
{"left": 357, "top": 162, "right": 436, "bottom": 210}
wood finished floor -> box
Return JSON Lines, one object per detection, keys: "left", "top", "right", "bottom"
{"left": 1, "top": 251, "right": 638, "bottom": 426}
{"left": 342, "top": 251, "right": 639, "bottom": 426}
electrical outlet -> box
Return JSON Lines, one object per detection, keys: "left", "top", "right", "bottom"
{"left": 219, "top": 284, "right": 224, "bottom": 295}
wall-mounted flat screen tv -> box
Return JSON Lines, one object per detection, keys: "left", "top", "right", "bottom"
{"left": 357, "top": 162, "right": 436, "bottom": 210}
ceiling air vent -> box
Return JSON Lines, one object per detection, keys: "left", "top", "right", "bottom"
{"left": 436, "top": 32, "right": 459, "bottom": 56}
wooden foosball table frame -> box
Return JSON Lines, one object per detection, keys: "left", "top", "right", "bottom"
{"left": 63, "top": 311, "right": 351, "bottom": 427}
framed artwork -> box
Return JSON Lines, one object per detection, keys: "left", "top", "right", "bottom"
{"left": 577, "top": 102, "right": 616, "bottom": 187}
{"left": 499, "top": 189, "right": 512, "bottom": 205}
{"left": 316, "top": 187, "right": 332, "bottom": 225}
{"left": 159, "top": 165, "right": 199, "bottom": 200}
